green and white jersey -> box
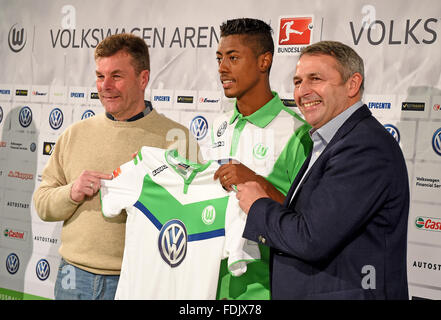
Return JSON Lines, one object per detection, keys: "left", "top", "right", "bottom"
{"left": 210, "top": 92, "right": 311, "bottom": 195}
{"left": 100, "top": 146, "right": 259, "bottom": 300}
{"left": 209, "top": 92, "right": 312, "bottom": 300}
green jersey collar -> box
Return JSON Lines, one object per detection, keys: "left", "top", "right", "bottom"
{"left": 229, "top": 91, "right": 284, "bottom": 128}
{"left": 164, "top": 149, "right": 212, "bottom": 194}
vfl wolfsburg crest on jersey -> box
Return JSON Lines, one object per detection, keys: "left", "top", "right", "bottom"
{"left": 202, "top": 205, "right": 216, "bottom": 225}
{"left": 253, "top": 143, "right": 269, "bottom": 160}
{"left": 158, "top": 219, "right": 187, "bottom": 267}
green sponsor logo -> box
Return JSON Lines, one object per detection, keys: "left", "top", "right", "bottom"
{"left": 415, "top": 217, "right": 425, "bottom": 228}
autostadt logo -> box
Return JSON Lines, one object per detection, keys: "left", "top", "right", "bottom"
{"left": 36, "top": 259, "right": 50, "bottom": 281}
{"left": 384, "top": 124, "right": 400, "bottom": 143}
{"left": 6, "top": 253, "right": 20, "bottom": 275}
{"left": 18, "top": 106, "right": 32, "bottom": 128}
{"left": 49, "top": 108, "right": 64, "bottom": 130}
{"left": 8, "top": 23, "right": 27, "bottom": 53}
{"left": 432, "top": 128, "right": 441, "bottom": 156}
{"left": 190, "top": 115, "right": 208, "bottom": 140}
{"left": 158, "top": 219, "right": 187, "bottom": 267}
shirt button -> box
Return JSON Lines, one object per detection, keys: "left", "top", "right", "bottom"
{"left": 258, "top": 235, "right": 266, "bottom": 244}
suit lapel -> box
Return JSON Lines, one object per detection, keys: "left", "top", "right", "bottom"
{"left": 283, "top": 151, "right": 312, "bottom": 207}
{"left": 282, "top": 105, "right": 372, "bottom": 208}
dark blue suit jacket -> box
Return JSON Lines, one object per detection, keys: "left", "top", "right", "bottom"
{"left": 243, "top": 105, "right": 409, "bottom": 299}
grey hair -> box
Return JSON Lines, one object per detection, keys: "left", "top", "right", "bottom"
{"left": 300, "top": 40, "right": 364, "bottom": 94}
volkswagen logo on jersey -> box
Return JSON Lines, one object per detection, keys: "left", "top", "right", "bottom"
{"left": 6, "top": 253, "right": 20, "bottom": 275}
{"left": 81, "top": 109, "right": 95, "bottom": 120}
{"left": 158, "top": 219, "right": 187, "bottom": 267}
{"left": 190, "top": 116, "right": 208, "bottom": 140}
{"left": 49, "top": 108, "right": 64, "bottom": 130}
{"left": 36, "top": 259, "right": 50, "bottom": 281}
{"left": 19, "top": 106, "right": 32, "bottom": 128}
{"left": 384, "top": 124, "right": 400, "bottom": 143}
{"left": 432, "top": 128, "right": 441, "bottom": 156}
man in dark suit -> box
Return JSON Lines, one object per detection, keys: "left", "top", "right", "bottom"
{"left": 235, "top": 41, "right": 409, "bottom": 300}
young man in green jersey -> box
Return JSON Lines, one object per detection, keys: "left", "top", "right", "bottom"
{"left": 211, "top": 18, "right": 312, "bottom": 300}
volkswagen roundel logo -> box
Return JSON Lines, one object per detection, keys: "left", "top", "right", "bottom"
{"left": 432, "top": 128, "right": 441, "bottom": 156}
{"left": 81, "top": 109, "right": 95, "bottom": 120}
{"left": 0, "top": 106, "right": 3, "bottom": 124}
{"left": 190, "top": 116, "right": 208, "bottom": 140}
{"left": 36, "top": 259, "right": 50, "bottom": 281}
{"left": 158, "top": 219, "right": 187, "bottom": 267}
{"left": 19, "top": 106, "right": 32, "bottom": 128}
{"left": 384, "top": 124, "right": 400, "bottom": 143}
{"left": 6, "top": 253, "right": 20, "bottom": 275}
{"left": 8, "top": 23, "right": 27, "bottom": 53}
{"left": 49, "top": 108, "right": 64, "bottom": 130}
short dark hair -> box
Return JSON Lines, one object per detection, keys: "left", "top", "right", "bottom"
{"left": 301, "top": 41, "right": 364, "bottom": 94}
{"left": 220, "top": 18, "right": 274, "bottom": 56}
{"left": 95, "top": 33, "right": 150, "bottom": 74}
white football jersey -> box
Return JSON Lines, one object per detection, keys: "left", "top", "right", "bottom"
{"left": 100, "top": 146, "right": 259, "bottom": 299}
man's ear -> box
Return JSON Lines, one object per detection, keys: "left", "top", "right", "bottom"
{"left": 259, "top": 52, "right": 273, "bottom": 73}
{"left": 139, "top": 69, "right": 150, "bottom": 89}
{"left": 347, "top": 72, "right": 363, "bottom": 98}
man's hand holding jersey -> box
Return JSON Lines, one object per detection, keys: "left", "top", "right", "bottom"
{"left": 70, "top": 170, "right": 113, "bottom": 202}
{"left": 214, "top": 160, "right": 285, "bottom": 204}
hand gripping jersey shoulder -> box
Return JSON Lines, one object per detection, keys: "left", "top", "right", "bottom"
{"left": 100, "top": 146, "right": 259, "bottom": 299}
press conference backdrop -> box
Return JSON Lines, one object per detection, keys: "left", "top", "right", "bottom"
{"left": 0, "top": 0, "right": 440, "bottom": 300}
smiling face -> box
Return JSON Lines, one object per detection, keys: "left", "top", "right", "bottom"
{"left": 293, "top": 53, "right": 361, "bottom": 129}
{"left": 216, "top": 35, "right": 264, "bottom": 100}
{"left": 95, "top": 50, "right": 149, "bottom": 120}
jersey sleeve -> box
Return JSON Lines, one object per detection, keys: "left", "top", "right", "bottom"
{"left": 100, "top": 153, "right": 145, "bottom": 218}
{"left": 223, "top": 194, "right": 261, "bottom": 277}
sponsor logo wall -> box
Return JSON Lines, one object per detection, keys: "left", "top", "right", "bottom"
{"left": 1, "top": 0, "right": 440, "bottom": 300}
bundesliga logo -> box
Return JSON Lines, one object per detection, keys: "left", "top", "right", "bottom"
{"left": 276, "top": 16, "right": 314, "bottom": 55}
